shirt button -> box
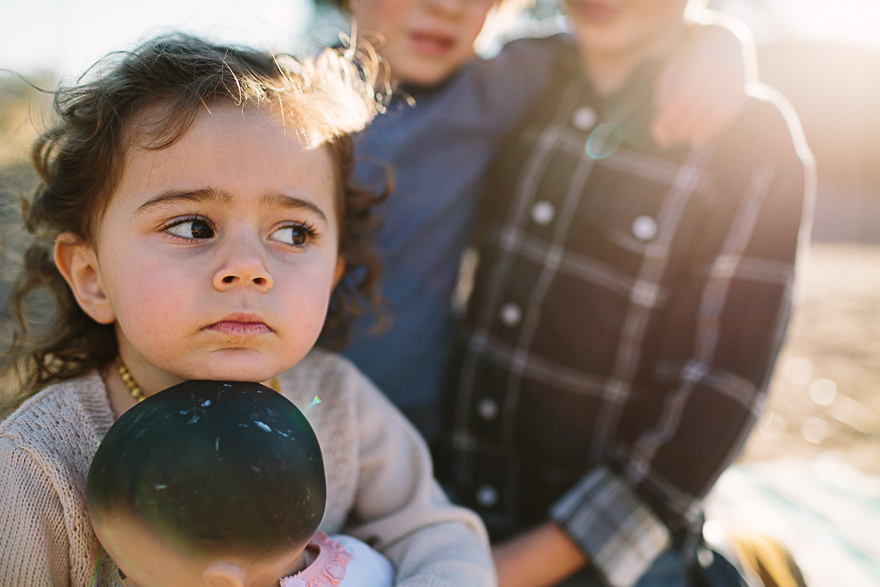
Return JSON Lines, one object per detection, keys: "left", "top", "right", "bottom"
{"left": 632, "top": 215, "right": 658, "bottom": 241}
{"left": 531, "top": 200, "right": 555, "bottom": 225}
{"left": 572, "top": 106, "right": 597, "bottom": 131}
{"left": 499, "top": 302, "right": 522, "bottom": 326}
{"left": 478, "top": 398, "right": 498, "bottom": 420}
{"left": 476, "top": 485, "right": 499, "bottom": 507}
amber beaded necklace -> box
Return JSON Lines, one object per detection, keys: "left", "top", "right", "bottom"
{"left": 114, "top": 356, "right": 280, "bottom": 403}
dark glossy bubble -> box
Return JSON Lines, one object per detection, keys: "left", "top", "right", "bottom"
{"left": 88, "top": 380, "right": 325, "bottom": 558}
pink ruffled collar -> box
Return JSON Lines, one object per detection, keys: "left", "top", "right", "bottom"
{"left": 279, "top": 533, "right": 352, "bottom": 587}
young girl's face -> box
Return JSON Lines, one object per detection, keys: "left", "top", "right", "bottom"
{"left": 64, "top": 102, "right": 343, "bottom": 390}
{"left": 353, "top": 0, "right": 496, "bottom": 87}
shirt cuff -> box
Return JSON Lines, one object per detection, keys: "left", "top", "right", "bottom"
{"left": 549, "top": 466, "right": 671, "bottom": 587}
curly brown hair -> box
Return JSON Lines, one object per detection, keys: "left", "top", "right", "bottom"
{"left": 2, "top": 33, "right": 387, "bottom": 410}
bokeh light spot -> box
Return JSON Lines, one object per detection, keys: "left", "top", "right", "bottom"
{"left": 475, "top": 484, "right": 499, "bottom": 507}
{"left": 809, "top": 378, "right": 837, "bottom": 406}
{"left": 802, "top": 417, "right": 830, "bottom": 444}
{"left": 759, "top": 411, "right": 786, "bottom": 440}
{"left": 782, "top": 356, "right": 812, "bottom": 386}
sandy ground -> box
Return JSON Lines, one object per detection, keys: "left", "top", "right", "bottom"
{"left": 739, "top": 243, "right": 880, "bottom": 477}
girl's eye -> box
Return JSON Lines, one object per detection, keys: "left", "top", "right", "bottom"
{"left": 270, "top": 224, "right": 315, "bottom": 247}
{"left": 165, "top": 218, "right": 214, "bottom": 240}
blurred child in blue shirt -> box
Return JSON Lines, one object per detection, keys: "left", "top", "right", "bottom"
{"left": 338, "top": 0, "right": 752, "bottom": 442}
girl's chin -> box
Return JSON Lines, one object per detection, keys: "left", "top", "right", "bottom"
{"left": 168, "top": 357, "right": 288, "bottom": 385}
{"left": 187, "top": 368, "right": 283, "bottom": 384}
{"left": 131, "top": 346, "right": 303, "bottom": 387}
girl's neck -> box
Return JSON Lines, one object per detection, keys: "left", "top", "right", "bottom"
{"left": 102, "top": 362, "right": 145, "bottom": 419}
{"left": 101, "top": 341, "right": 186, "bottom": 418}
{"left": 102, "top": 356, "right": 281, "bottom": 420}
{"left": 578, "top": 23, "right": 687, "bottom": 96}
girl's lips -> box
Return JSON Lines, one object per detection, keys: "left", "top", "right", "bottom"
{"left": 409, "top": 31, "right": 456, "bottom": 57}
{"left": 206, "top": 321, "right": 273, "bottom": 336}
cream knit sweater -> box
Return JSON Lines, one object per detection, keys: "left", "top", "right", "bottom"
{"left": 0, "top": 350, "right": 495, "bottom": 587}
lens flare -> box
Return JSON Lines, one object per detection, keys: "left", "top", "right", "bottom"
{"left": 305, "top": 395, "right": 322, "bottom": 415}
{"left": 586, "top": 123, "right": 623, "bottom": 159}
{"left": 89, "top": 545, "right": 106, "bottom": 586}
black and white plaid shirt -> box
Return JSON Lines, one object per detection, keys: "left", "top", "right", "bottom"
{"left": 437, "top": 36, "right": 815, "bottom": 587}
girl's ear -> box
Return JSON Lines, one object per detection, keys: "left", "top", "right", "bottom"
{"left": 332, "top": 256, "right": 346, "bottom": 289}
{"left": 54, "top": 232, "right": 116, "bottom": 325}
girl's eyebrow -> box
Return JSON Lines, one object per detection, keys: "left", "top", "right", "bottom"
{"left": 134, "top": 187, "right": 232, "bottom": 215}
{"left": 260, "top": 192, "right": 328, "bottom": 222}
{"left": 133, "top": 188, "right": 328, "bottom": 222}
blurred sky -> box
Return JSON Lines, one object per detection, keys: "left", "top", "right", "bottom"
{"left": 0, "top": 0, "right": 315, "bottom": 77}
{"left": 712, "top": 0, "right": 880, "bottom": 49}
{"left": 1, "top": 0, "right": 879, "bottom": 78}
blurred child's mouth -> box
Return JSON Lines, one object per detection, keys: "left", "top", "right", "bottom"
{"left": 409, "top": 31, "right": 455, "bottom": 56}
{"left": 205, "top": 320, "right": 273, "bottom": 336}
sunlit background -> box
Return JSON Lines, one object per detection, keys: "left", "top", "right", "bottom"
{"left": 1, "top": 1, "right": 879, "bottom": 583}
{"left": 1, "top": 0, "right": 314, "bottom": 76}
{"left": 2, "top": 0, "right": 879, "bottom": 239}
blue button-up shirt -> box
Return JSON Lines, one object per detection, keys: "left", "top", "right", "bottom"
{"left": 340, "top": 37, "right": 558, "bottom": 441}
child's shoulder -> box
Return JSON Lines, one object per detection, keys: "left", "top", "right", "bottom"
{"left": 0, "top": 372, "right": 113, "bottom": 461}
{"left": 283, "top": 348, "right": 367, "bottom": 388}
{"left": 481, "top": 32, "right": 572, "bottom": 73}
{"left": 280, "top": 349, "right": 382, "bottom": 406}
{"left": 0, "top": 374, "right": 114, "bottom": 587}
{"left": 496, "top": 30, "right": 570, "bottom": 52}
{"left": 280, "top": 349, "right": 405, "bottom": 421}
{"left": 716, "top": 83, "right": 813, "bottom": 169}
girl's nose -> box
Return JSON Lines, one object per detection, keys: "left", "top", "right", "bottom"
{"left": 212, "top": 244, "right": 273, "bottom": 293}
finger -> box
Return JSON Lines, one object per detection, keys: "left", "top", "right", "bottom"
{"left": 673, "top": 90, "right": 743, "bottom": 147}
{"left": 652, "top": 74, "right": 712, "bottom": 145}
{"left": 655, "top": 58, "right": 750, "bottom": 147}
{"left": 656, "top": 58, "right": 713, "bottom": 114}
{"left": 654, "top": 88, "right": 723, "bottom": 147}
{"left": 689, "top": 93, "right": 746, "bottom": 146}
{"left": 655, "top": 57, "right": 688, "bottom": 111}
{"left": 655, "top": 48, "right": 716, "bottom": 112}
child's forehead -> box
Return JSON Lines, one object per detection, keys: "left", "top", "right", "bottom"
{"left": 106, "top": 103, "right": 340, "bottom": 218}
{"left": 125, "top": 102, "right": 333, "bottom": 173}
{"left": 126, "top": 98, "right": 346, "bottom": 175}
{"left": 127, "top": 99, "right": 295, "bottom": 149}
